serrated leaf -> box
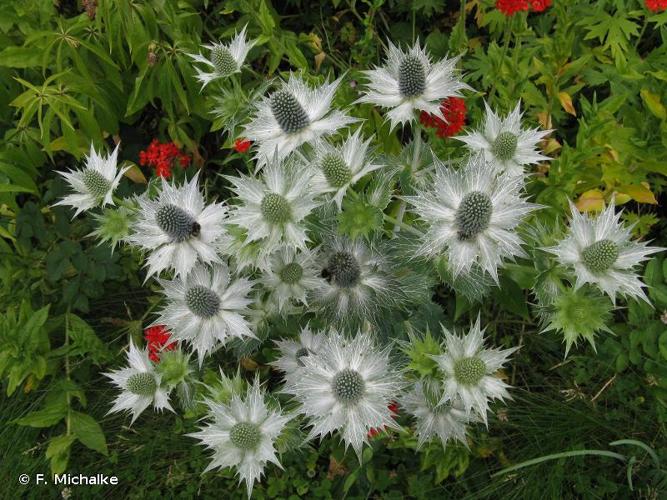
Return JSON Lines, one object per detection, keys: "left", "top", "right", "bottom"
{"left": 70, "top": 411, "right": 108, "bottom": 456}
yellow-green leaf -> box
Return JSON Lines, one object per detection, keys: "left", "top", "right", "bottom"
{"left": 640, "top": 89, "right": 666, "bottom": 120}
{"left": 575, "top": 189, "right": 605, "bottom": 212}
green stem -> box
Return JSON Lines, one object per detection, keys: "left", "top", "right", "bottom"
{"left": 610, "top": 439, "right": 660, "bottom": 467}
{"left": 634, "top": 17, "right": 648, "bottom": 50}
{"left": 392, "top": 126, "right": 422, "bottom": 236}
{"left": 64, "top": 307, "right": 72, "bottom": 436}
{"left": 492, "top": 449, "right": 627, "bottom": 478}
{"left": 384, "top": 214, "right": 424, "bottom": 237}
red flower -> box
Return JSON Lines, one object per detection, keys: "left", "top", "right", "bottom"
{"left": 138, "top": 139, "right": 192, "bottom": 179}
{"left": 646, "top": 0, "right": 667, "bottom": 12}
{"left": 529, "top": 0, "right": 551, "bottom": 12}
{"left": 144, "top": 325, "right": 177, "bottom": 362}
{"left": 496, "top": 0, "right": 529, "bottom": 16}
{"left": 419, "top": 97, "right": 467, "bottom": 138}
{"left": 234, "top": 138, "right": 252, "bottom": 153}
{"left": 368, "top": 401, "right": 399, "bottom": 438}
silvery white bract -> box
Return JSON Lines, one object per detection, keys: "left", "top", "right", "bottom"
{"left": 271, "top": 326, "right": 326, "bottom": 383}
{"left": 356, "top": 41, "right": 471, "bottom": 131}
{"left": 128, "top": 173, "right": 227, "bottom": 279}
{"left": 264, "top": 246, "right": 324, "bottom": 312}
{"left": 155, "top": 264, "right": 255, "bottom": 365}
{"left": 225, "top": 156, "right": 318, "bottom": 265}
{"left": 188, "top": 25, "right": 255, "bottom": 88}
{"left": 104, "top": 341, "right": 173, "bottom": 424}
{"left": 313, "top": 237, "right": 398, "bottom": 325}
{"left": 404, "top": 155, "right": 539, "bottom": 283}
{"left": 456, "top": 101, "right": 551, "bottom": 177}
{"left": 53, "top": 144, "right": 128, "bottom": 217}
{"left": 284, "top": 331, "right": 403, "bottom": 459}
{"left": 244, "top": 74, "right": 357, "bottom": 169}
{"left": 188, "top": 378, "right": 291, "bottom": 498}
{"left": 431, "top": 317, "right": 517, "bottom": 423}
{"left": 400, "top": 379, "right": 473, "bottom": 449}
{"left": 310, "top": 128, "right": 384, "bottom": 209}
{"left": 546, "top": 202, "right": 663, "bottom": 303}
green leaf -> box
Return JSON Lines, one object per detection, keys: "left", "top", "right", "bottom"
{"left": 497, "top": 277, "right": 529, "bottom": 319}
{"left": 70, "top": 411, "right": 108, "bottom": 456}
{"left": 66, "top": 313, "right": 110, "bottom": 363}
{"left": 13, "top": 399, "right": 67, "bottom": 427}
{"left": 0, "top": 46, "right": 43, "bottom": 68}
{"left": 0, "top": 184, "right": 34, "bottom": 193}
{"left": 46, "top": 434, "right": 76, "bottom": 475}
{"left": 659, "top": 331, "right": 667, "bottom": 360}
{"left": 640, "top": 89, "right": 667, "bottom": 120}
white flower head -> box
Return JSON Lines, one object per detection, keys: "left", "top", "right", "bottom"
{"left": 225, "top": 156, "right": 318, "bottom": 263}
{"left": 546, "top": 201, "right": 664, "bottom": 304}
{"left": 404, "top": 155, "right": 539, "bottom": 283}
{"left": 188, "top": 377, "right": 291, "bottom": 498}
{"left": 284, "top": 331, "right": 403, "bottom": 459}
{"left": 432, "top": 317, "right": 517, "bottom": 424}
{"left": 400, "top": 379, "right": 475, "bottom": 449}
{"left": 54, "top": 143, "right": 129, "bottom": 217}
{"left": 457, "top": 101, "right": 551, "bottom": 177}
{"left": 310, "top": 128, "right": 384, "bottom": 209}
{"left": 104, "top": 341, "right": 173, "bottom": 424}
{"left": 128, "top": 173, "right": 227, "bottom": 280}
{"left": 155, "top": 263, "right": 255, "bottom": 365}
{"left": 271, "top": 325, "right": 326, "bottom": 383}
{"left": 188, "top": 25, "right": 255, "bottom": 89}
{"left": 356, "top": 41, "right": 472, "bottom": 131}
{"left": 264, "top": 246, "right": 324, "bottom": 312}
{"left": 313, "top": 237, "right": 399, "bottom": 325}
{"left": 243, "top": 74, "right": 357, "bottom": 169}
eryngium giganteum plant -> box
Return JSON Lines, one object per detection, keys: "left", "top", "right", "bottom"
{"left": 55, "top": 29, "right": 663, "bottom": 498}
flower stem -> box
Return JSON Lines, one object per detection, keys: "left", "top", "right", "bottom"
{"left": 384, "top": 214, "right": 424, "bottom": 237}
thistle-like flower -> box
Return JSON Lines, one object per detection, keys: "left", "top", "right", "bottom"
{"left": 54, "top": 144, "right": 128, "bottom": 217}
{"left": 456, "top": 101, "right": 551, "bottom": 177}
{"left": 188, "top": 25, "right": 255, "bottom": 89}
{"left": 188, "top": 377, "right": 291, "bottom": 498}
{"left": 128, "top": 173, "right": 227, "bottom": 279}
{"left": 243, "top": 74, "right": 356, "bottom": 169}
{"left": 538, "top": 285, "right": 613, "bottom": 356}
{"left": 546, "top": 202, "right": 663, "bottom": 303}
{"left": 431, "top": 317, "right": 517, "bottom": 423}
{"left": 225, "top": 156, "right": 318, "bottom": 264}
{"left": 310, "top": 129, "right": 384, "bottom": 209}
{"left": 400, "top": 379, "right": 473, "bottom": 449}
{"left": 356, "top": 41, "right": 471, "bottom": 130}
{"left": 154, "top": 263, "right": 255, "bottom": 365}
{"left": 104, "top": 341, "right": 173, "bottom": 424}
{"left": 271, "top": 326, "right": 326, "bottom": 383}
{"left": 264, "top": 246, "right": 324, "bottom": 312}
{"left": 404, "top": 155, "right": 539, "bottom": 283}
{"left": 284, "top": 331, "right": 403, "bottom": 459}
{"left": 313, "top": 237, "right": 399, "bottom": 326}
{"left": 90, "top": 205, "right": 135, "bottom": 252}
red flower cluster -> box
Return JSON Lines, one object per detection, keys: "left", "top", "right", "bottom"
{"left": 646, "top": 0, "right": 667, "bottom": 12}
{"left": 529, "top": 0, "right": 552, "bottom": 12}
{"left": 139, "top": 139, "right": 191, "bottom": 178}
{"left": 234, "top": 138, "right": 252, "bottom": 153}
{"left": 368, "top": 401, "right": 399, "bottom": 438}
{"left": 144, "top": 325, "right": 177, "bottom": 362}
{"left": 496, "top": 0, "right": 551, "bottom": 16}
{"left": 419, "top": 97, "right": 467, "bottom": 138}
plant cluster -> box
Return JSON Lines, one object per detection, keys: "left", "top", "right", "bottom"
{"left": 1, "top": 1, "right": 667, "bottom": 498}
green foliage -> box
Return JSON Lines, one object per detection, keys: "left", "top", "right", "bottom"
{"left": 1, "top": 0, "right": 666, "bottom": 498}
